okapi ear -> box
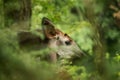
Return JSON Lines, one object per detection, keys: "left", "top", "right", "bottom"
{"left": 42, "top": 17, "right": 57, "bottom": 39}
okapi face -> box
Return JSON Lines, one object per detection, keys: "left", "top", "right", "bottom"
{"left": 42, "top": 17, "right": 84, "bottom": 59}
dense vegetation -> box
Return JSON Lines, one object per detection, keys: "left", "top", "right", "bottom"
{"left": 0, "top": 0, "right": 120, "bottom": 80}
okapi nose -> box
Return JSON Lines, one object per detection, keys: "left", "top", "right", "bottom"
{"left": 65, "top": 41, "right": 71, "bottom": 45}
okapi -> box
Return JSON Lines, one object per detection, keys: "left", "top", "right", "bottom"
{"left": 18, "top": 17, "right": 84, "bottom": 63}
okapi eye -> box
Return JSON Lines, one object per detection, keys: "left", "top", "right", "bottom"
{"left": 65, "top": 41, "right": 71, "bottom": 45}
{"left": 57, "top": 37, "right": 59, "bottom": 40}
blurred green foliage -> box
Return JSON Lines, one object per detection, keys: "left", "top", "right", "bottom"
{"left": 0, "top": 0, "right": 120, "bottom": 80}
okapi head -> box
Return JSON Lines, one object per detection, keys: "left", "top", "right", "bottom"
{"left": 18, "top": 17, "right": 85, "bottom": 62}
{"left": 42, "top": 17, "right": 84, "bottom": 59}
